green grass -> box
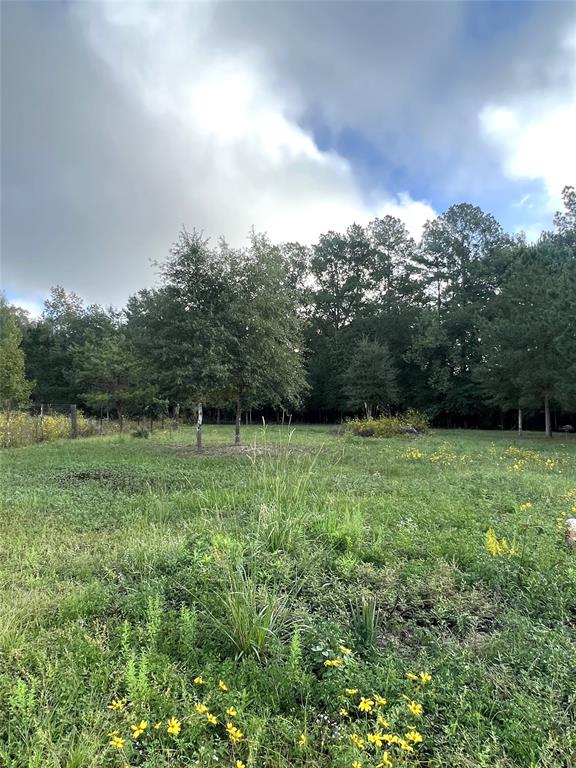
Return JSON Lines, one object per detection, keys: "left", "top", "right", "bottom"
{"left": 1, "top": 425, "right": 575, "bottom": 767}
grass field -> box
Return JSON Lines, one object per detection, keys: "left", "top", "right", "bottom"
{"left": 1, "top": 425, "right": 575, "bottom": 768}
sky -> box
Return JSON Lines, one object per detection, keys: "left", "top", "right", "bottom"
{"left": 2, "top": 0, "right": 575, "bottom": 315}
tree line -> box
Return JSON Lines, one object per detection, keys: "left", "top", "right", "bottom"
{"left": 1, "top": 186, "right": 575, "bottom": 440}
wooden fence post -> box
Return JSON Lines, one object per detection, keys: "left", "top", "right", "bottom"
{"left": 40, "top": 403, "right": 45, "bottom": 440}
{"left": 70, "top": 404, "right": 78, "bottom": 439}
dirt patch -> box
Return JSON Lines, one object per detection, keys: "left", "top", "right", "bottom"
{"left": 153, "top": 443, "right": 309, "bottom": 459}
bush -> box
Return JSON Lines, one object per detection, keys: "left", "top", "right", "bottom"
{"left": 131, "top": 426, "right": 150, "bottom": 439}
{"left": 0, "top": 410, "right": 95, "bottom": 448}
{"left": 345, "top": 409, "right": 429, "bottom": 438}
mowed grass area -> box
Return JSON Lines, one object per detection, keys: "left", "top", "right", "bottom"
{"left": 1, "top": 426, "right": 575, "bottom": 768}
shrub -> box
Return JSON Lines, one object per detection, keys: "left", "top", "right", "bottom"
{"left": 131, "top": 426, "right": 150, "bottom": 439}
{"left": 345, "top": 409, "right": 429, "bottom": 438}
{"left": 0, "top": 410, "right": 96, "bottom": 448}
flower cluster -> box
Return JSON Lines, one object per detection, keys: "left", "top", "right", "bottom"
{"left": 485, "top": 527, "right": 517, "bottom": 557}
{"left": 105, "top": 675, "right": 246, "bottom": 766}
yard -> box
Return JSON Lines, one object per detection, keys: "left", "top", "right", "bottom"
{"left": 1, "top": 426, "right": 575, "bottom": 767}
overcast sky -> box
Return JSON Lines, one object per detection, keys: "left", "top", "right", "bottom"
{"left": 2, "top": 0, "right": 575, "bottom": 315}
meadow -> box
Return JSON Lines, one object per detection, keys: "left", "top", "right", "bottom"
{"left": 1, "top": 425, "right": 575, "bottom": 768}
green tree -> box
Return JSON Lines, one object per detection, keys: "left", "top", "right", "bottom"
{"left": 343, "top": 337, "right": 398, "bottom": 418}
{"left": 219, "top": 233, "right": 308, "bottom": 443}
{"left": 73, "top": 331, "right": 142, "bottom": 431}
{"left": 0, "top": 297, "right": 32, "bottom": 408}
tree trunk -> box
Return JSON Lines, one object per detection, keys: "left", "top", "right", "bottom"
{"left": 119, "top": 407, "right": 124, "bottom": 434}
{"left": 216, "top": 408, "right": 220, "bottom": 425}
{"left": 235, "top": 396, "right": 241, "bottom": 445}
{"left": 70, "top": 404, "right": 78, "bottom": 439}
{"left": 40, "top": 403, "right": 45, "bottom": 440}
{"left": 517, "top": 407, "right": 523, "bottom": 437}
{"left": 174, "top": 403, "right": 180, "bottom": 430}
{"left": 149, "top": 414, "right": 153, "bottom": 432}
{"left": 196, "top": 402, "right": 203, "bottom": 451}
{"left": 544, "top": 393, "right": 552, "bottom": 438}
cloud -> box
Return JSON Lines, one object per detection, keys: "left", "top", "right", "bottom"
{"left": 76, "top": 1, "right": 434, "bottom": 246}
{"left": 479, "top": 29, "right": 576, "bottom": 211}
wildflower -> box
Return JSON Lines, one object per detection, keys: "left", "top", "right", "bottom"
{"left": 518, "top": 502, "right": 533, "bottom": 512}
{"left": 108, "top": 697, "right": 127, "bottom": 711}
{"left": 226, "top": 706, "right": 237, "bottom": 717}
{"left": 298, "top": 733, "right": 307, "bottom": 747}
{"left": 324, "top": 656, "right": 343, "bottom": 667}
{"left": 236, "top": 762, "right": 246, "bottom": 768}
{"left": 130, "top": 720, "right": 147, "bottom": 738}
{"left": 486, "top": 527, "right": 516, "bottom": 557}
{"left": 339, "top": 708, "right": 349, "bottom": 717}
{"left": 339, "top": 645, "right": 353, "bottom": 655}
{"left": 207, "top": 713, "right": 218, "bottom": 726}
{"left": 194, "top": 675, "right": 204, "bottom": 685}
{"left": 374, "top": 694, "right": 387, "bottom": 706}
{"left": 398, "top": 739, "right": 414, "bottom": 752}
{"left": 109, "top": 734, "right": 125, "bottom": 749}
{"left": 166, "top": 717, "right": 181, "bottom": 736}
{"left": 405, "top": 728, "right": 423, "bottom": 743}
{"left": 153, "top": 721, "right": 162, "bottom": 730}
{"left": 352, "top": 762, "right": 362, "bottom": 768}
{"left": 367, "top": 732, "right": 384, "bottom": 748}
{"left": 419, "top": 671, "right": 432, "bottom": 684}
{"left": 358, "top": 697, "right": 374, "bottom": 713}
{"left": 377, "top": 715, "right": 389, "bottom": 728}
{"left": 219, "top": 680, "right": 228, "bottom": 691}
{"left": 406, "top": 672, "right": 419, "bottom": 681}
{"left": 378, "top": 752, "right": 393, "bottom": 767}
{"left": 346, "top": 688, "right": 359, "bottom": 696}
{"left": 226, "top": 722, "right": 243, "bottom": 743}
{"left": 350, "top": 733, "right": 365, "bottom": 749}
{"left": 195, "top": 703, "right": 209, "bottom": 714}
{"left": 407, "top": 700, "right": 422, "bottom": 717}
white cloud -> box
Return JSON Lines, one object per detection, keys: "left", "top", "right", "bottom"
{"left": 8, "top": 296, "right": 43, "bottom": 319}
{"left": 479, "top": 29, "right": 576, "bottom": 211}
{"left": 76, "top": 2, "right": 434, "bottom": 246}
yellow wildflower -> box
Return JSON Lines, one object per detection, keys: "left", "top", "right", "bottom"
{"left": 298, "top": 733, "right": 307, "bottom": 747}
{"left": 226, "top": 722, "right": 243, "bottom": 743}
{"left": 339, "top": 645, "right": 353, "bottom": 655}
{"left": 518, "top": 502, "right": 533, "bottom": 512}
{"left": 324, "top": 656, "right": 343, "bottom": 667}
{"left": 206, "top": 713, "right": 218, "bottom": 726}
{"left": 350, "top": 733, "right": 365, "bottom": 749}
{"left": 406, "top": 672, "right": 419, "bottom": 681}
{"left": 374, "top": 694, "right": 386, "bottom": 706}
{"left": 130, "top": 720, "right": 147, "bottom": 739}
{"left": 405, "top": 728, "right": 423, "bottom": 743}
{"left": 219, "top": 680, "right": 228, "bottom": 691}
{"left": 346, "top": 688, "right": 359, "bottom": 696}
{"left": 193, "top": 675, "right": 204, "bottom": 685}
{"left": 109, "top": 734, "right": 125, "bottom": 749}
{"left": 236, "top": 761, "right": 246, "bottom": 768}
{"left": 153, "top": 721, "right": 162, "bottom": 730}
{"left": 398, "top": 739, "right": 414, "bottom": 752}
{"left": 407, "top": 700, "right": 422, "bottom": 717}
{"left": 195, "top": 703, "right": 208, "bottom": 714}
{"left": 358, "top": 697, "right": 374, "bottom": 713}
{"left": 166, "top": 717, "right": 181, "bottom": 736}
{"left": 378, "top": 751, "right": 393, "bottom": 766}
{"left": 108, "top": 697, "right": 127, "bottom": 711}
{"left": 226, "top": 706, "right": 237, "bottom": 717}
{"left": 352, "top": 762, "right": 362, "bottom": 768}
{"left": 419, "top": 671, "right": 432, "bottom": 684}
{"left": 367, "top": 732, "right": 384, "bottom": 748}
{"left": 339, "top": 708, "right": 349, "bottom": 717}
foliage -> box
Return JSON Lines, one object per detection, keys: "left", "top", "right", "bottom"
{"left": 346, "top": 410, "right": 430, "bottom": 437}
{"left": 0, "top": 297, "right": 32, "bottom": 408}
{"left": 0, "top": 410, "right": 97, "bottom": 447}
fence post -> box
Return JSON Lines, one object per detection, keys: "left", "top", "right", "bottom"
{"left": 40, "top": 403, "right": 45, "bottom": 440}
{"left": 70, "top": 404, "right": 78, "bottom": 439}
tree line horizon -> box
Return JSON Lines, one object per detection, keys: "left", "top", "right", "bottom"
{"left": 1, "top": 185, "right": 575, "bottom": 442}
